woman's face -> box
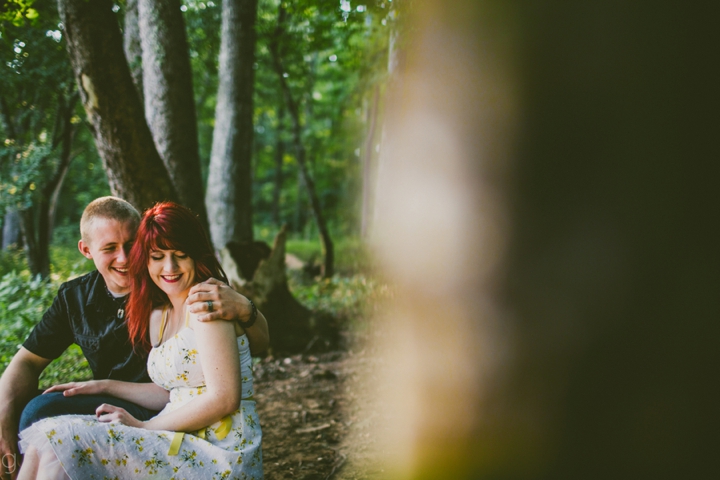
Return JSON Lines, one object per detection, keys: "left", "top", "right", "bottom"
{"left": 147, "top": 249, "right": 196, "bottom": 300}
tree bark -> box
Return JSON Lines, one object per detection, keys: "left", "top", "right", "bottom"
{"left": 18, "top": 92, "right": 78, "bottom": 278}
{"left": 123, "top": 0, "right": 143, "bottom": 104}
{"left": 372, "top": 1, "right": 720, "bottom": 478}
{"left": 206, "top": 0, "right": 258, "bottom": 253}
{"left": 1, "top": 209, "right": 21, "bottom": 250}
{"left": 269, "top": 6, "right": 334, "bottom": 278}
{"left": 58, "top": 0, "right": 176, "bottom": 210}
{"left": 220, "top": 226, "right": 313, "bottom": 353}
{"left": 138, "top": 0, "right": 208, "bottom": 228}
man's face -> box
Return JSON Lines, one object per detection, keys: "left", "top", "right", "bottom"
{"left": 78, "top": 218, "right": 136, "bottom": 296}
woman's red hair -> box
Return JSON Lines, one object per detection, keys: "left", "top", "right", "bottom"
{"left": 125, "top": 202, "right": 228, "bottom": 351}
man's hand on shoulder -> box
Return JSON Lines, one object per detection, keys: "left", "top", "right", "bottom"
{"left": 186, "top": 278, "right": 270, "bottom": 357}
{"left": 186, "top": 278, "right": 249, "bottom": 322}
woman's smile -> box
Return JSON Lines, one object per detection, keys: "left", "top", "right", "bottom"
{"left": 148, "top": 250, "right": 196, "bottom": 298}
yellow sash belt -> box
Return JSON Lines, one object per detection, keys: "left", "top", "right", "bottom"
{"left": 168, "top": 397, "right": 255, "bottom": 456}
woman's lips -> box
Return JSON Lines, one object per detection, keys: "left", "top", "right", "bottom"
{"left": 161, "top": 274, "right": 182, "bottom": 283}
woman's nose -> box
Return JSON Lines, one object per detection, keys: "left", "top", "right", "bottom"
{"left": 163, "top": 256, "right": 178, "bottom": 271}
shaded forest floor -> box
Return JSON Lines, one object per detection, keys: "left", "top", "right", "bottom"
{"left": 255, "top": 329, "right": 389, "bottom": 480}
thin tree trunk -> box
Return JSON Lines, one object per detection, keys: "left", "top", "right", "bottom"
{"left": 0, "top": 96, "right": 17, "bottom": 141}
{"left": 272, "top": 103, "right": 285, "bottom": 226}
{"left": 2, "top": 209, "right": 21, "bottom": 250}
{"left": 17, "top": 92, "right": 79, "bottom": 278}
{"left": 19, "top": 209, "right": 41, "bottom": 276}
{"left": 138, "top": 0, "right": 208, "bottom": 229}
{"left": 58, "top": 0, "right": 176, "bottom": 209}
{"left": 123, "top": 0, "right": 143, "bottom": 104}
{"left": 269, "top": 6, "right": 334, "bottom": 278}
{"left": 294, "top": 167, "right": 305, "bottom": 234}
{"left": 0, "top": 96, "right": 21, "bottom": 251}
{"left": 206, "top": 0, "right": 259, "bottom": 254}
{"left": 360, "top": 85, "right": 379, "bottom": 238}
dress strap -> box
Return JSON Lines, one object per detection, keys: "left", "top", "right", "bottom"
{"left": 185, "top": 308, "right": 190, "bottom": 328}
{"left": 158, "top": 305, "right": 169, "bottom": 344}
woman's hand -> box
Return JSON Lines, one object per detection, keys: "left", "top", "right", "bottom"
{"left": 43, "top": 380, "right": 107, "bottom": 397}
{"left": 95, "top": 404, "right": 145, "bottom": 428}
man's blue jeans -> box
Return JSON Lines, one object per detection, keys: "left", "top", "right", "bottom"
{"left": 19, "top": 391, "right": 158, "bottom": 431}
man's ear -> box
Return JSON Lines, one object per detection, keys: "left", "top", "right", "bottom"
{"left": 78, "top": 239, "right": 93, "bottom": 259}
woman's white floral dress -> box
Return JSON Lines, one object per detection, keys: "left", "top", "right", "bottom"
{"left": 19, "top": 326, "right": 262, "bottom": 480}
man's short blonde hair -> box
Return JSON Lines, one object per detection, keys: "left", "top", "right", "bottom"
{"left": 80, "top": 196, "right": 141, "bottom": 243}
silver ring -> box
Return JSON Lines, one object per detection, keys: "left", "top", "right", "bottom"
{"left": 206, "top": 300, "right": 214, "bottom": 312}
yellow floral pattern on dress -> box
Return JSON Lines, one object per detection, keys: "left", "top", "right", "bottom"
{"left": 19, "top": 331, "right": 262, "bottom": 479}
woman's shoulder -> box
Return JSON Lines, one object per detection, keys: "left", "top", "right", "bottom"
{"left": 187, "top": 311, "right": 239, "bottom": 335}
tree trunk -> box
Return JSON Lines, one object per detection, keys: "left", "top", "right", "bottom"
{"left": 2, "top": 209, "right": 21, "bottom": 250}
{"left": 360, "top": 85, "right": 380, "bottom": 238}
{"left": 58, "top": 0, "right": 176, "bottom": 210}
{"left": 372, "top": 1, "right": 720, "bottom": 478}
{"left": 269, "top": 6, "right": 334, "bottom": 278}
{"left": 206, "top": 0, "right": 258, "bottom": 254}
{"left": 220, "top": 226, "right": 314, "bottom": 353}
{"left": 123, "top": 0, "right": 143, "bottom": 104}
{"left": 272, "top": 103, "right": 285, "bottom": 226}
{"left": 294, "top": 167, "right": 306, "bottom": 235}
{"left": 138, "top": 0, "right": 208, "bottom": 229}
{"left": 18, "top": 92, "right": 78, "bottom": 278}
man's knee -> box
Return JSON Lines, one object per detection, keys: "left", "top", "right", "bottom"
{"left": 19, "top": 393, "right": 157, "bottom": 431}
{"left": 19, "top": 392, "right": 70, "bottom": 431}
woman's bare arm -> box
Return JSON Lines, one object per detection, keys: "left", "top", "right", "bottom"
{"left": 137, "top": 313, "right": 242, "bottom": 432}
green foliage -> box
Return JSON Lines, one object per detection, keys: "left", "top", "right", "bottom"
{"left": 286, "top": 235, "right": 371, "bottom": 274}
{"left": 0, "top": 248, "right": 26, "bottom": 276}
{"left": 0, "top": 269, "right": 92, "bottom": 384}
{"left": 290, "top": 273, "right": 389, "bottom": 327}
{"left": 0, "top": 271, "right": 53, "bottom": 366}
{"left": 0, "top": 0, "right": 39, "bottom": 28}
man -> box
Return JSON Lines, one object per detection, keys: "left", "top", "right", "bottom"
{"left": 0, "top": 197, "right": 269, "bottom": 478}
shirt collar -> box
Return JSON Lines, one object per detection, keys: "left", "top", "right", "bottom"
{"left": 86, "top": 271, "right": 128, "bottom": 309}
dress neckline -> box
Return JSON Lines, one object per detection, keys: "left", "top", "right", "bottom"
{"left": 153, "top": 305, "right": 190, "bottom": 348}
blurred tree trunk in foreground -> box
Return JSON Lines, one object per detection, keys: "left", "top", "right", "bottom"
{"left": 58, "top": 0, "right": 177, "bottom": 209}
{"left": 372, "top": 1, "right": 719, "bottom": 479}
{"left": 139, "top": 0, "right": 209, "bottom": 230}
{"left": 206, "top": 0, "right": 258, "bottom": 254}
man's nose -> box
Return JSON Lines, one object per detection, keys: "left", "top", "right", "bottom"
{"left": 117, "top": 247, "right": 128, "bottom": 263}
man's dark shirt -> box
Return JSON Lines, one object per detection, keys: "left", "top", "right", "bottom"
{"left": 23, "top": 270, "right": 150, "bottom": 382}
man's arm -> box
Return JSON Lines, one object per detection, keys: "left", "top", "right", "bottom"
{"left": 0, "top": 348, "right": 50, "bottom": 478}
{"left": 186, "top": 278, "right": 270, "bottom": 357}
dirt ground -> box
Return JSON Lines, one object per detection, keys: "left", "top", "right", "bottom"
{"left": 255, "top": 330, "right": 388, "bottom": 480}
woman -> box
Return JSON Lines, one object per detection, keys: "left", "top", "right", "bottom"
{"left": 18, "top": 202, "right": 262, "bottom": 479}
